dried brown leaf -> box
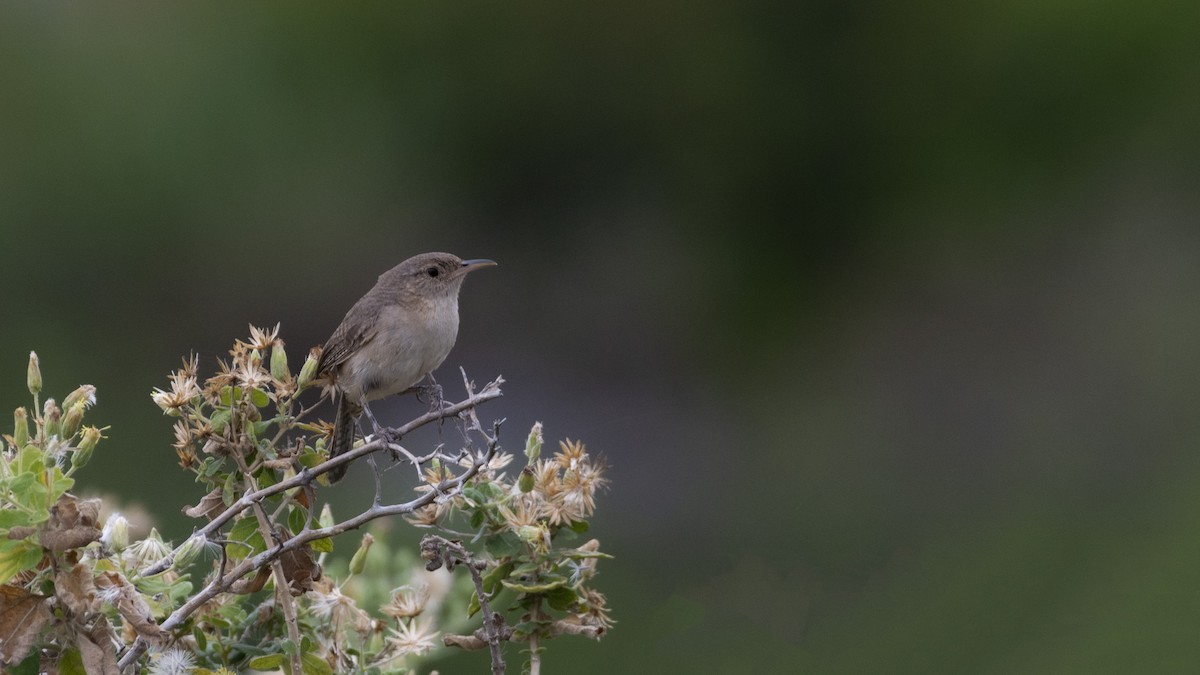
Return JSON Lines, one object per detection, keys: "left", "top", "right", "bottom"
{"left": 0, "top": 584, "right": 51, "bottom": 665}
{"left": 54, "top": 563, "right": 96, "bottom": 616}
{"left": 183, "top": 488, "right": 227, "bottom": 521}
{"left": 276, "top": 529, "right": 321, "bottom": 596}
{"left": 94, "top": 572, "right": 166, "bottom": 643}
{"left": 38, "top": 495, "right": 102, "bottom": 551}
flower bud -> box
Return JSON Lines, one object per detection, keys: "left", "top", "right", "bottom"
{"left": 349, "top": 532, "right": 374, "bottom": 575}
{"left": 101, "top": 512, "right": 130, "bottom": 552}
{"left": 516, "top": 525, "right": 543, "bottom": 543}
{"left": 175, "top": 534, "right": 206, "bottom": 568}
{"left": 13, "top": 407, "right": 29, "bottom": 448}
{"left": 296, "top": 349, "right": 319, "bottom": 391}
{"left": 518, "top": 466, "right": 535, "bottom": 493}
{"left": 62, "top": 401, "right": 86, "bottom": 440}
{"left": 43, "top": 399, "right": 61, "bottom": 440}
{"left": 73, "top": 426, "right": 102, "bottom": 470}
{"left": 524, "top": 422, "right": 543, "bottom": 463}
{"left": 62, "top": 384, "right": 96, "bottom": 411}
{"left": 270, "top": 342, "right": 289, "bottom": 381}
{"left": 26, "top": 352, "right": 42, "bottom": 397}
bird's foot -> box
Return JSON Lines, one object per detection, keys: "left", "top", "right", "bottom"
{"left": 410, "top": 382, "right": 447, "bottom": 413}
{"left": 361, "top": 402, "right": 402, "bottom": 447}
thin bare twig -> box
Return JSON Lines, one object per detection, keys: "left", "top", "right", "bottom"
{"left": 422, "top": 535, "right": 510, "bottom": 675}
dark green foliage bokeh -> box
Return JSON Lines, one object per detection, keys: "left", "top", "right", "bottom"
{"left": 3, "top": 2, "right": 1200, "bottom": 672}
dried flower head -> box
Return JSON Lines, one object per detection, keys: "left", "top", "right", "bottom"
{"left": 148, "top": 648, "right": 196, "bottom": 675}
{"left": 309, "top": 582, "right": 372, "bottom": 634}
{"left": 381, "top": 584, "right": 431, "bottom": 620}
{"left": 248, "top": 323, "right": 281, "bottom": 351}
{"left": 580, "top": 588, "right": 614, "bottom": 630}
{"left": 203, "top": 358, "right": 236, "bottom": 404}
{"left": 123, "top": 528, "right": 173, "bottom": 572}
{"left": 422, "top": 461, "right": 455, "bottom": 486}
{"left": 385, "top": 619, "right": 438, "bottom": 657}
{"left": 152, "top": 360, "right": 201, "bottom": 415}
{"left": 233, "top": 356, "right": 271, "bottom": 391}
{"left": 554, "top": 438, "right": 588, "bottom": 471}
{"left": 404, "top": 498, "right": 452, "bottom": 528}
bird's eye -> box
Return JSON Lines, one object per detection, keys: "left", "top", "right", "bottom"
{"left": 426, "top": 267, "right": 439, "bottom": 278}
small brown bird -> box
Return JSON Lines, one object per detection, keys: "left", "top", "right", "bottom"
{"left": 316, "top": 252, "right": 496, "bottom": 482}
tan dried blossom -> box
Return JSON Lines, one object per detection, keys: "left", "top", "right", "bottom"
{"left": 579, "top": 588, "right": 614, "bottom": 629}
{"left": 380, "top": 584, "right": 431, "bottom": 620}
{"left": 422, "top": 461, "right": 456, "bottom": 486}
{"left": 541, "top": 490, "right": 587, "bottom": 527}
{"left": 203, "top": 358, "right": 237, "bottom": 403}
{"left": 561, "top": 461, "right": 606, "bottom": 518}
{"left": 151, "top": 364, "right": 201, "bottom": 414}
{"left": 173, "top": 420, "right": 196, "bottom": 469}
{"left": 308, "top": 582, "right": 372, "bottom": 634}
{"left": 248, "top": 323, "right": 281, "bottom": 350}
{"left": 499, "top": 495, "right": 542, "bottom": 530}
{"left": 456, "top": 449, "right": 514, "bottom": 474}
{"left": 233, "top": 357, "right": 271, "bottom": 391}
{"left": 554, "top": 438, "right": 588, "bottom": 471}
{"left": 532, "top": 459, "right": 565, "bottom": 504}
{"left": 403, "top": 502, "right": 444, "bottom": 528}
{"left": 385, "top": 619, "right": 438, "bottom": 657}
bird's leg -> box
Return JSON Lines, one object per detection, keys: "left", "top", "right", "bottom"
{"left": 407, "top": 372, "right": 446, "bottom": 412}
{"left": 360, "top": 401, "right": 402, "bottom": 449}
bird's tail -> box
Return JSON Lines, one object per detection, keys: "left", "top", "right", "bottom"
{"left": 327, "top": 395, "right": 362, "bottom": 483}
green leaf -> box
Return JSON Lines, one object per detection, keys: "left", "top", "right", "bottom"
{"left": 310, "top": 536, "right": 333, "bottom": 553}
{"left": 169, "top": 579, "right": 194, "bottom": 603}
{"left": 248, "top": 654, "right": 285, "bottom": 670}
{"left": 44, "top": 466, "right": 74, "bottom": 501}
{"left": 301, "top": 651, "right": 334, "bottom": 675}
{"left": 250, "top": 388, "right": 270, "bottom": 408}
{"left": 200, "top": 456, "right": 225, "bottom": 478}
{"left": 193, "top": 626, "right": 208, "bottom": 651}
{"left": 569, "top": 520, "right": 590, "bottom": 534}
{"left": 287, "top": 506, "right": 309, "bottom": 535}
{"left": 297, "top": 450, "right": 323, "bottom": 469}
{"left": 483, "top": 531, "right": 522, "bottom": 559}
{"left": 16, "top": 445, "right": 43, "bottom": 473}
{"left": 467, "top": 590, "right": 481, "bottom": 618}
{"left": 468, "top": 509, "right": 485, "bottom": 529}
{"left": 227, "top": 517, "right": 262, "bottom": 559}
{"left": 0, "top": 539, "right": 44, "bottom": 584}
{"left": 479, "top": 481, "right": 506, "bottom": 501}
{"left": 58, "top": 647, "right": 85, "bottom": 675}
{"left": 0, "top": 508, "right": 35, "bottom": 530}
{"left": 210, "top": 409, "right": 231, "bottom": 434}
{"left": 222, "top": 472, "right": 239, "bottom": 505}
{"left": 10, "top": 652, "right": 40, "bottom": 675}
{"left": 483, "top": 560, "right": 516, "bottom": 594}
{"left": 252, "top": 420, "right": 273, "bottom": 439}
{"left": 460, "top": 486, "right": 484, "bottom": 505}
{"left": 133, "top": 573, "right": 175, "bottom": 595}
{"left": 545, "top": 584, "right": 579, "bottom": 611}
{"left": 501, "top": 574, "right": 570, "bottom": 593}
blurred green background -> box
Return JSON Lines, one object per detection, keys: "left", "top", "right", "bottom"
{"left": 4, "top": 2, "right": 1200, "bottom": 672}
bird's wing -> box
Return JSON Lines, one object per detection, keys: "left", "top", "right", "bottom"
{"left": 316, "top": 307, "right": 377, "bottom": 375}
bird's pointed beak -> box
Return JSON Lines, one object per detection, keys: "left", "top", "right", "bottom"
{"left": 460, "top": 259, "right": 498, "bottom": 273}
